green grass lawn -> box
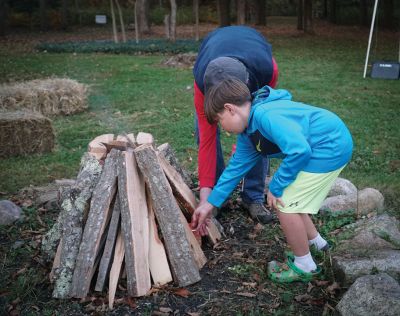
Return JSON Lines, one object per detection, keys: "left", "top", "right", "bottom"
{"left": 1, "top": 29, "right": 399, "bottom": 213}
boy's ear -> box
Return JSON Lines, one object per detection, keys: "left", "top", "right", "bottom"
{"left": 224, "top": 103, "right": 236, "bottom": 115}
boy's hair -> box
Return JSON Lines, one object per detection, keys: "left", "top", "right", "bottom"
{"left": 204, "top": 78, "right": 251, "bottom": 124}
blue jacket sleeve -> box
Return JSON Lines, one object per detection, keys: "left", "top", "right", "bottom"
{"left": 257, "top": 113, "right": 312, "bottom": 197}
{"left": 207, "top": 134, "right": 261, "bottom": 207}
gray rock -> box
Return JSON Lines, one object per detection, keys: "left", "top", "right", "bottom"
{"left": 337, "top": 273, "right": 400, "bottom": 316}
{"left": 333, "top": 250, "right": 400, "bottom": 286}
{"left": 336, "top": 214, "right": 400, "bottom": 255}
{"left": 328, "top": 177, "right": 357, "bottom": 197}
{"left": 320, "top": 194, "right": 357, "bottom": 212}
{"left": 357, "top": 187, "right": 385, "bottom": 214}
{"left": 0, "top": 200, "right": 23, "bottom": 225}
{"left": 333, "top": 215, "right": 400, "bottom": 285}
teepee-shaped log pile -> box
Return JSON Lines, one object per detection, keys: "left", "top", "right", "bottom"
{"left": 50, "top": 132, "right": 221, "bottom": 309}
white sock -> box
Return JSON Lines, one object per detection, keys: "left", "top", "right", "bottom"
{"left": 294, "top": 252, "right": 317, "bottom": 272}
{"left": 308, "top": 233, "right": 328, "bottom": 251}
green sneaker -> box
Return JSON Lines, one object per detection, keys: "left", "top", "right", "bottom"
{"left": 267, "top": 256, "right": 321, "bottom": 283}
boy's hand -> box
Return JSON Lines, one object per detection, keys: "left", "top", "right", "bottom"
{"left": 267, "top": 190, "right": 285, "bottom": 211}
{"left": 191, "top": 201, "right": 214, "bottom": 236}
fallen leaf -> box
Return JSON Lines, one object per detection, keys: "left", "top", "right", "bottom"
{"left": 127, "top": 297, "right": 137, "bottom": 309}
{"left": 242, "top": 282, "right": 257, "bottom": 288}
{"left": 186, "top": 313, "right": 201, "bottom": 316}
{"left": 173, "top": 288, "right": 191, "bottom": 298}
{"left": 307, "top": 282, "right": 315, "bottom": 293}
{"left": 295, "top": 293, "right": 313, "bottom": 302}
{"left": 236, "top": 292, "right": 257, "bottom": 298}
{"left": 326, "top": 282, "right": 341, "bottom": 295}
{"left": 314, "top": 280, "right": 330, "bottom": 287}
{"left": 159, "top": 307, "right": 173, "bottom": 313}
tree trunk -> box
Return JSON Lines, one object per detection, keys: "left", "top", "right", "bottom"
{"left": 115, "top": 0, "right": 127, "bottom": 42}
{"left": 169, "top": 0, "right": 177, "bottom": 42}
{"left": 134, "top": 0, "right": 139, "bottom": 43}
{"left": 39, "top": 0, "right": 46, "bottom": 31}
{"left": 382, "top": 0, "right": 394, "bottom": 29}
{"left": 137, "top": 0, "right": 150, "bottom": 35}
{"left": 237, "top": 0, "right": 246, "bottom": 25}
{"left": 74, "top": 0, "right": 82, "bottom": 25}
{"left": 164, "top": 14, "right": 170, "bottom": 39}
{"left": 110, "top": 0, "right": 119, "bottom": 43}
{"left": 218, "top": 0, "right": 231, "bottom": 27}
{"left": 322, "top": 0, "right": 328, "bottom": 19}
{"left": 303, "top": 0, "right": 313, "bottom": 34}
{"left": 255, "top": 0, "right": 266, "bottom": 25}
{"left": 193, "top": 0, "right": 199, "bottom": 41}
{"left": 328, "top": 0, "right": 336, "bottom": 24}
{"left": 297, "top": 0, "right": 303, "bottom": 30}
{"left": 61, "top": 0, "right": 68, "bottom": 30}
{"left": 360, "top": 0, "right": 368, "bottom": 27}
{"left": 0, "top": 0, "right": 8, "bottom": 36}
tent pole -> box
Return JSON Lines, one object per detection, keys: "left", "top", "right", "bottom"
{"left": 363, "top": 0, "right": 379, "bottom": 78}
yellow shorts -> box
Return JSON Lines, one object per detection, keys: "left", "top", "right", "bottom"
{"left": 278, "top": 165, "right": 346, "bottom": 214}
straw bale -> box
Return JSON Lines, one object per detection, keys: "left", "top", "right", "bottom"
{"left": 0, "top": 111, "right": 55, "bottom": 157}
{"left": 0, "top": 78, "right": 88, "bottom": 116}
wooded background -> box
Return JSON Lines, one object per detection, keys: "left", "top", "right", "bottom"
{"left": 0, "top": 0, "right": 398, "bottom": 38}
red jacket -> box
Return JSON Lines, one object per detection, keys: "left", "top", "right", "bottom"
{"left": 194, "top": 58, "right": 279, "bottom": 188}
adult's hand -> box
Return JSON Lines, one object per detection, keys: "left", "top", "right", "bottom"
{"left": 191, "top": 201, "right": 214, "bottom": 236}
{"left": 267, "top": 190, "right": 285, "bottom": 211}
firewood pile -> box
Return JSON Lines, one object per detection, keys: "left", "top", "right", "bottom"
{"left": 49, "top": 132, "right": 221, "bottom": 309}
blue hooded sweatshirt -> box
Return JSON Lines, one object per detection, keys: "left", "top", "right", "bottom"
{"left": 207, "top": 86, "right": 353, "bottom": 208}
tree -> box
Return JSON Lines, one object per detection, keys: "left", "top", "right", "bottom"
{"left": 255, "top": 0, "right": 266, "bottom": 25}
{"left": 0, "top": 0, "right": 7, "bottom": 36}
{"left": 39, "top": 0, "right": 47, "bottom": 31}
{"left": 360, "top": 0, "right": 368, "bottom": 26}
{"left": 328, "top": 0, "right": 336, "bottom": 24}
{"left": 297, "top": 0, "right": 303, "bottom": 30}
{"left": 218, "top": 0, "right": 231, "bottom": 26}
{"left": 169, "top": 0, "right": 177, "bottom": 42}
{"left": 137, "top": 0, "right": 150, "bottom": 34}
{"left": 114, "top": 0, "right": 127, "bottom": 42}
{"left": 382, "top": 0, "right": 394, "bottom": 29}
{"left": 110, "top": 0, "right": 119, "bottom": 43}
{"left": 193, "top": 0, "right": 199, "bottom": 41}
{"left": 237, "top": 0, "right": 246, "bottom": 25}
{"left": 61, "top": 0, "right": 69, "bottom": 30}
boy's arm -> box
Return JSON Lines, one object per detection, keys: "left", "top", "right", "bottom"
{"left": 258, "top": 113, "right": 311, "bottom": 197}
{"left": 207, "top": 134, "right": 261, "bottom": 207}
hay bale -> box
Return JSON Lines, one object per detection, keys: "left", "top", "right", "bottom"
{"left": 0, "top": 78, "right": 88, "bottom": 116}
{"left": 0, "top": 111, "right": 55, "bottom": 158}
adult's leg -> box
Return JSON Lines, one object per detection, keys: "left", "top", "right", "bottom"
{"left": 241, "top": 157, "right": 269, "bottom": 203}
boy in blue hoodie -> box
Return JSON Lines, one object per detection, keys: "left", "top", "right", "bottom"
{"left": 191, "top": 78, "right": 353, "bottom": 283}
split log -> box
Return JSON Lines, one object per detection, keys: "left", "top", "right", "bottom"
{"left": 51, "top": 153, "right": 103, "bottom": 298}
{"left": 118, "top": 149, "right": 151, "bottom": 297}
{"left": 157, "top": 143, "right": 193, "bottom": 188}
{"left": 108, "top": 231, "right": 125, "bottom": 310}
{"left": 178, "top": 210, "right": 207, "bottom": 269}
{"left": 95, "top": 196, "right": 121, "bottom": 292}
{"left": 158, "top": 153, "right": 221, "bottom": 245}
{"left": 70, "top": 149, "right": 119, "bottom": 298}
{"left": 88, "top": 133, "right": 114, "bottom": 160}
{"left": 135, "top": 144, "right": 201, "bottom": 287}
{"left": 136, "top": 132, "right": 154, "bottom": 145}
{"left": 116, "top": 133, "right": 135, "bottom": 144}
{"left": 146, "top": 186, "right": 173, "bottom": 286}
{"left": 42, "top": 153, "right": 102, "bottom": 262}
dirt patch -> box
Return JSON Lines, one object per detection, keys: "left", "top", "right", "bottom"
{"left": 162, "top": 53, "right": 197, "bottom": 68}
{"left": 1, "top": 195, "right": 342, "bottom": 315}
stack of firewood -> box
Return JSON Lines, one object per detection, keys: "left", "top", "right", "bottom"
{"left": 49, "top": 132, "right": 221, "bottom": 309}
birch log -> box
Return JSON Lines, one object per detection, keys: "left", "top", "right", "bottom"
{"left": 70, "top": 149, "right": 119, "bottom": 298}
{"left": 51, "top": 153, "right": 103, "bottom": 298}
{"left": 135, "top": 144, "right": 201, "bottom": 287}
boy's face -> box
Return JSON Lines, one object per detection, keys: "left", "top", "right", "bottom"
{"left": 217, "top": 102, "right": 250, "bottom": 134}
